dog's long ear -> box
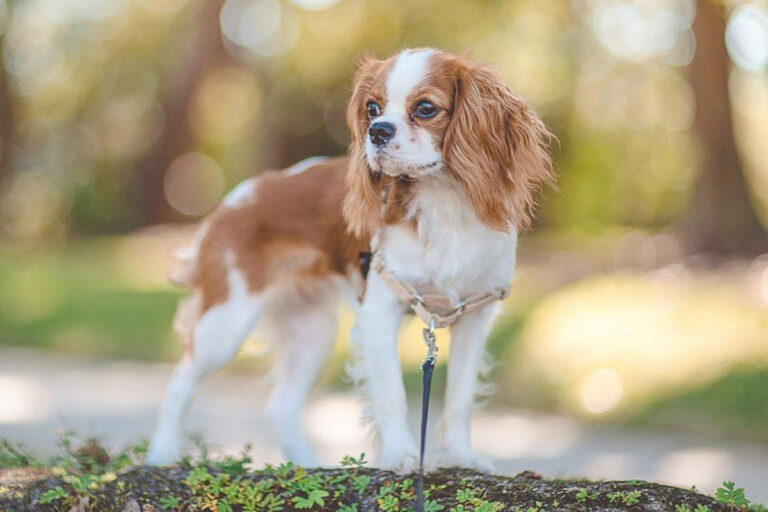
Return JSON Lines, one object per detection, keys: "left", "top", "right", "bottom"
{"left": 343, "top": 55, "right": 383, "bottom": 238}
{"left": 444, "top": 60, "right": 555, "bottom": 232}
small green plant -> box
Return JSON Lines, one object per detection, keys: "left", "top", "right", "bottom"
{"left": 352, "top": 474, "right": 371, "bottom": 495}
{"left": 423, "top": 499, "right": 446, "bottom": 512}
{"left": 214, "top": 444, "right": 253, "bottom": 477}
{"left": 292, "top": 489, "right": 329, "bottom": 509}
{"left": 575, "top": 488, "right": 599, "bottom": 502}
{"left": 0, "top": 439, "right": 39, "bottom": 468}
{"left": 450, "top": 485, "right": 504, "bottom": 512}
{"left": 340, "top": 453, "right": 368, "bottom": 469}
{"left": 606, "top": 490, "right": 642, "bottom": 506}
{"left": 38, "top": 486, "right": 68, "bottom": 504}
{"left": 716, "top": 481, "right": 750, "bottom": 509}
{"left": 377, "top": 493, "right": 400, "bottom": 511}
{"left": 159, "top": 495, "right": 182, "bottom": 510}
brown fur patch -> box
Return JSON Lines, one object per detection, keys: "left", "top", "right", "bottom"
{"left": 188, "top": 157, "right": 368, "bottom": 310}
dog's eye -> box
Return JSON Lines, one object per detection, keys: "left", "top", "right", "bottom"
{"left": 413, "top": 100, "right": 438, "bottom": 119}
{"left": 366, "top": 101, "right": 381, "bottom": 120}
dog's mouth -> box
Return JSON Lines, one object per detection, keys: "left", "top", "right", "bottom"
{"left": 369, "top": 153, "right": 441, "bottom": 178}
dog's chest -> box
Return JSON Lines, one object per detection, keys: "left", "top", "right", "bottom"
{"left": 379, "top": 182, "right": 517, "bottom": 301}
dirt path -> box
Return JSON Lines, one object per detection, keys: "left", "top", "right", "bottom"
{"left": 1, "top": 347, "right": 766, "bottom": 503}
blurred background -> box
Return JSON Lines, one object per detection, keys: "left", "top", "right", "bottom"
{"left": 1, "top": 0, "right": 768, "bottom": 501}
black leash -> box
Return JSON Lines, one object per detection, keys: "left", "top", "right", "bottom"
{"left": 415, "top": 319, "right": 438, "bottom": 512}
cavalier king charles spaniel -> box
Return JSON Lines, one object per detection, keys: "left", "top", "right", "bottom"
{"left": 147, "top": 48, "right": 555, "bottom": 472}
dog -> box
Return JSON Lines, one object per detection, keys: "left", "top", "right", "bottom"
{"left": 147, "top": 48, "right": 554, "bottom": 473}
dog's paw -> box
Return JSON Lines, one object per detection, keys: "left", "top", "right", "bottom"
{"left": 432, "top": 448, "right": 495, "bottom": 472}
{"left": 377, "top": 447, "right": 420, "bottom": 474}
{"left": 146, "top": 436, "right": 181, "bottom": 466}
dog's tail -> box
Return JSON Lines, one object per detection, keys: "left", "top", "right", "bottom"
{"left": 167, "top": 246, "right": 197, "bottom": 288}
{"left": 167, "top": 220, "right": 211, "bottom": 289}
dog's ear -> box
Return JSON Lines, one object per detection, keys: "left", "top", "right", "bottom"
{"left": 444, "top": 59, "right": 555, "bottom": 232}
{"left": 343, "top": 54, "right": 384, "bottom": 238}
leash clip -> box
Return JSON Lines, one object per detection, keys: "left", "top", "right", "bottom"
{"left": 422, "top": 316, "right": 438, "bottom": 365}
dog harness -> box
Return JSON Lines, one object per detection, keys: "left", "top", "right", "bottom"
{"left": 371, "top": 252, "right": 508, "bottom": 329}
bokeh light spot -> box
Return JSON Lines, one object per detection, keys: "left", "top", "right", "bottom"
{"left": 726, "top": 5, "right": 768, "bottom": 72}
{"left": 221, "top": 0, "right": 299, "bottom": 57}
{"left": 592, "top": 0, "right": 691, "bottom": 63}
{"left": 290, "top": 0, "right": 340, "bottom": 11}
{"left": 0, "top": 375, "right": 50, "bottom": 424}
{"left": 163, "top": 153, "right": 225, "bottom": 217}
{"left": 580, "top": 368, "right": 624, "bottom": 414}
{"left": 190, "top": 66, "right": 261, "bottom": 144}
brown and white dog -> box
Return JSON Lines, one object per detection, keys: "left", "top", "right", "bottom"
{"left": 147, "top": 48, "right": 554, "bottom": 472}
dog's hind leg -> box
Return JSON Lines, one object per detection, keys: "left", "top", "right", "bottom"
{"left": 263, "top": 295, "right": 337, "bottom": 467}
{"left": 147, "top": 267, "right": 263, "bottom": 465}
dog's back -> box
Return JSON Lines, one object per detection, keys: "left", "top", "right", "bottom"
{"left": 171, "top": 156, "right": 366, "bottom": 308}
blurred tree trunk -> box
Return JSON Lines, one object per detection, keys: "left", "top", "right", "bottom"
{"left": 133, "top": 0, "right": 232, "bottom": 225}
{"left": 683, "top": 0, "right": 768, "bottom": 254}
{"left": 0, "top": 13, "right": 15, "bottom": 189}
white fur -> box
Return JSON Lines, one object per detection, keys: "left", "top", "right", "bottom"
{"left": 366, "top": 49, "right": 443, "bottom": 177}
{"left": 221, "top": 156, "right": 328, "bottom": 210}
{"left": 262, "top": 293, "right": 338, "bottom": 466}
{"left": 283, "top": 156, "right": 329, "bottom": 176}
{"left": 223, "top": 178, "right": 258, "bottom": 208}
{"left": 385, "top": 49, "right": 433, "bottom": 116}
{"left": 435, "top": 304, "right": 498, "bottom": 470}
{"left": 354, "top": 270, "right": 418, "bottom": 471}
{"left": 147, "top": 252, "right": 264, "bottom": 465}
{"left": 385, "top": 176, "right": 517, "bottom": 297}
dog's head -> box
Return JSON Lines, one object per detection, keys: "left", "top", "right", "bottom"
{"left": 343, "top": 48, "right": 555, "bottom": 237}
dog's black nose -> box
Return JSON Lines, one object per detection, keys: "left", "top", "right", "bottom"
{"left": 368, "top": 122, "right": 396, "bottom": 146}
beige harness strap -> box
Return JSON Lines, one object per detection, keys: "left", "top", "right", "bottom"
{"left": 370, "top": 252, "right": 508, "bottom": 329}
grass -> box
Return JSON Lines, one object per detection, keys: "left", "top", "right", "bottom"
{"left": 628, "top": 367, "right": 768, "bottom": 440}
{"left": 0, "top": 237, "right": 183, "bottom": 360}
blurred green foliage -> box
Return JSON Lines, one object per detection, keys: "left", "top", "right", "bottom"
{"left": 0, "top": 239, "right": 182, "bottom": 359}
{"left": 1, "top": 0, "right": 766, "bottom": 245}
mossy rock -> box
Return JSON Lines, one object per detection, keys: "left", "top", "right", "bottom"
{"left": 0, "top": 465, "right": 731, "bottom": 512}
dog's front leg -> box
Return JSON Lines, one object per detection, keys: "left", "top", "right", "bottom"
{"left": 354, "top": 271, "right": 418, "bottom": 473}
{"left": 435, "top": 304, "right": 498, "bottom": 471}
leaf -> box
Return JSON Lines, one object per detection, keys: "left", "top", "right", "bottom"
{"left": 292, "top": 489, "right": 329, "bottom": 509}
{"left": 352, "top": 475, "right": 371, "bottom": 495}
{"left": 39, "top": 486, "right": 68, "bottom": 504}
{"left": 424, "top": 499, "right": 445, "bottom": 512}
